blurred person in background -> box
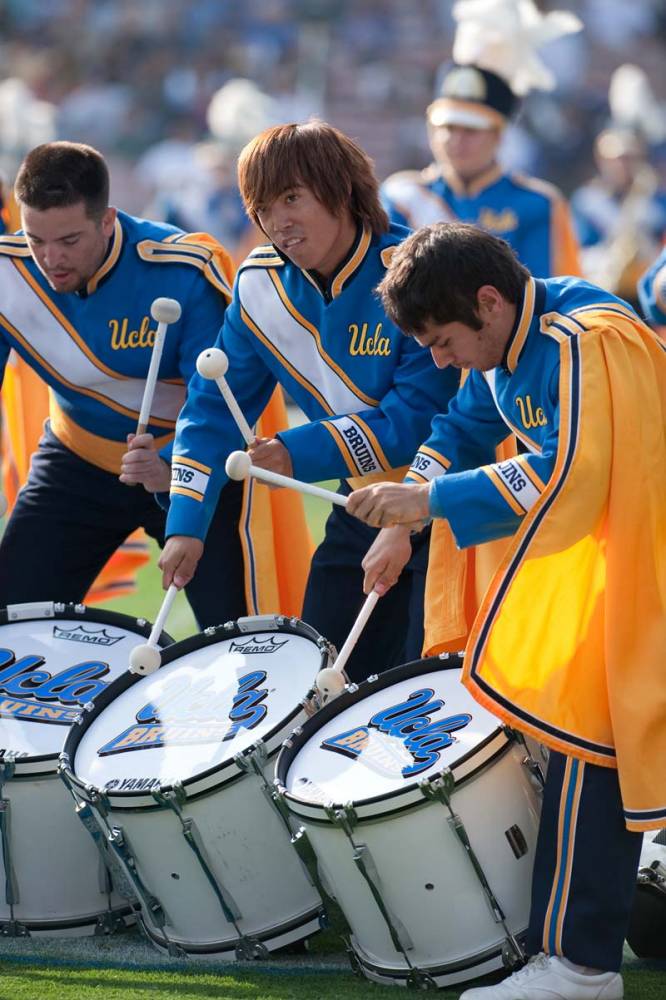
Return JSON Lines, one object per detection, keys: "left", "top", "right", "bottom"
{"left": 571, "top": 65, "right": 666, "bottom": 309}
{"left": 381, "top": 0, "right": 582, "bottom": 280}
{"left": 138, "top": 79, "right": 275, "bottom": 263}
{"left": 637, "top": 246, "right": 666, "bottom": 331}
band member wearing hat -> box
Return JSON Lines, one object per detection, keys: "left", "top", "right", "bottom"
{"left": 158, "top": 121, "right": 461, "bottom": 681}
{"left": 381, "top": 0, "right": 582, "bottom": 279}
{"left": 347, "top": 222, "right": 665, "bottom": 1000}
{"left": 638, "top": 246, "right": 666, "bottom": 328}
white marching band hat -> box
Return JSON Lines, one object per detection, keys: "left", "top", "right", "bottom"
{"left": 428, "top": 0, "right": 583, "bottom": 130}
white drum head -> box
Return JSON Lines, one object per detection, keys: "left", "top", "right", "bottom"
{"left": 285, "top": 664, "right": 502, "bottom": 805}
{"left": 0, "top": 609, "right": 157, "bottom": 761}
{"left": 73, "top": 625, "right": 324, "bottom": 793}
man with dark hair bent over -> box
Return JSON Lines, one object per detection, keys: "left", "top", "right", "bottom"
{"left": 348, "top": 222, "right": 666, "bottom": 1000}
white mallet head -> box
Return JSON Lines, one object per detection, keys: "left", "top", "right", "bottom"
{"left": 315, "top": 667, "right": 346, "bottom": 700}
{"left": 129, "top": 643, "right": 162, "bottom": 676}
{"left": 225, "top": 450, "right": 251, "bottom": 481}
{"left": 196, "top": 347, "right": 229, "bottom": 380}
{"left": 0, "top": 494, "right": 7, "bottom": 519}
{"left": 151, "top": 297, "right": 182, "bottom": 325}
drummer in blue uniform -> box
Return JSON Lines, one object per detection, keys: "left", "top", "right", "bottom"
{"left": 347, "top": 222, "right": 666, "bottom": 1000}
{"left": 0, "top": 141, "right": 244, "bottom": 627}
{"left": 158, "top": 121, "right": 460, "bottom": 682}
{"left": 638, "top": 246, "right": 666, "bottom": 327}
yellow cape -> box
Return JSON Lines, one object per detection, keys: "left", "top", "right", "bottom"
{"left": 461, "top": 308, "right": 666, "bottom": 832}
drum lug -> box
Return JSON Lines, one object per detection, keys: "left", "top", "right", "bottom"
{"left": 406, "top": 967, "right": 438, "bottom": 990}
{"left": 0, "top": 918, "right": 29, "bottom": 937}
{"left": 507, "top": 729, "right": 546, "bottom": 790}
{"left": 502, "top": 934, "right": 527, "bottom": 970}
{"left": 0, "top": 760, "right": 20, "bottom": 909}
{"left": 235, "top": 936, "right": 270, "bottom": 961}
{"left": 324, "top": 802, "right": 358, "bottom": 835}
{"left": 93, "top": 910, "right": 127, "bottom": 936}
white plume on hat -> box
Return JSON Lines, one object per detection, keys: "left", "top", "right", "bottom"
{"left": 206, "top": 78, "right": 278, "bottom": 153}
{"left": 452, "top": 0, "right": 583, "bottom": 96}
{"left": 608, "top": 64, "right": 666, "bottom": 146}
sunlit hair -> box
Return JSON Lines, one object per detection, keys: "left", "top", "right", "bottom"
{"left": 15, "top": 141, "right": 109, "bottom": 219}
{"left": 238, "top": 120, "right": 389, "bottom": 235}
{"left": 378, "top": 222, "right": 529, "bottom": 334}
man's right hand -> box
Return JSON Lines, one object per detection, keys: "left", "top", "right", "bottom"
{"left": 159, "top": 535, "right": 204, "bottom": 590}
{"left": 362, "top": 525, "right": 413, "bottom": 595}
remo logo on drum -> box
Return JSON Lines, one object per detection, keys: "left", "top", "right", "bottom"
{"left": 97, "top": 669, "right": 270, "bottom": 756}
{"left": 320, "top": 687, "right": 472, "bottom": 778}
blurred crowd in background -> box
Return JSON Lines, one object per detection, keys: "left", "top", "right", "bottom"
{"left": 0, "top": 0, "right": 664, "bottom": 271}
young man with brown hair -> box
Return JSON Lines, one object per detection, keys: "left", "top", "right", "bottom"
{"left": 158, "top": 121, "right": 460, "bottom": 680}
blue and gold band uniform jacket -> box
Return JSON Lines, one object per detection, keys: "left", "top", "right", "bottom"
{"left": 0, "top": 211, "right": 233, "bottom": 474}
{"left": 381, "top": 164, "right": 581, "bottom": 278}
{"left": 638, "top": 246, "right": 666, "bottom": 327}
{"left": 406, "top": 275, "right": 666, "bottom": 832}
{"left": 166, "top": 224, "right": 460, "bottom": 541}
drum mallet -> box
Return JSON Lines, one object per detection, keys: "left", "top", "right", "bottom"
{"left": 136, "top": 297, "right": 182, "bottom": 435}
{"left": 225, "top": 450, "right": 348, "bottom": 507}
{"left": 315, "top": 590, "right": 381, "bottom": 699}
{"left": 128, "top": 584, "right": 179, "bottom": 676}
{"left": 196, "top": 348, "right": 254, "bottom": 445}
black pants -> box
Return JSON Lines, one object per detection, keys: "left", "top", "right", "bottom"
{"left": 0, "top": 426, "right": 247, "bottom": 629}
{"left": 302, "top": 496, "right": 429, "bottom": 684}
{"left": 526, "top": 751, "right": 643, "bottom": 970}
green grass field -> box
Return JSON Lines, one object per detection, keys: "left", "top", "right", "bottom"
{"left": 2, "top": 492, "right": 665, "bottom": 998}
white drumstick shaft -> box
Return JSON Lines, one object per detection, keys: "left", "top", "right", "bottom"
{"left": 249, "top": 464, "right": 348, "bottom": 506}
{"left": 215, "top": 376, "right": 254, "bottom": 445}
{"left": 332, "top": 590, "right": 380, "bottom": 675}
{"left": 148, "top": 584, "right": 178, "bottom": 646}
{"left": 137, "top": 321, "right": 168, "bottom": 435}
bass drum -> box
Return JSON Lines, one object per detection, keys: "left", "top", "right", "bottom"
{"left": 275, "top": 655, "right": 544, "bottom": 988}
{"left": 61, "top": 615, "right": 332, "bottom": 958}
{"left": 0, "top": 601, "right": 171, "bottom": 936}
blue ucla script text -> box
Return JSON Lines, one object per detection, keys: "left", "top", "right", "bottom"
{"left": 321, "top": 687, "right": 472, "bottom": 778}
{"left": 98, "top": 669, "right": 270, "bottom": 755}
{"left": 0, "top": 648, "right": 110, "bottom": 724}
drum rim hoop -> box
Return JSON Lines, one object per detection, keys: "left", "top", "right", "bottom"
{"left": 275, "top": 654, "right": 510, "bottom": 814}
{"left": 60, "top": 617, "right": 328, "bottom": 802}
{"left": 0, "top": 604, "right": 173, "bottom": 774}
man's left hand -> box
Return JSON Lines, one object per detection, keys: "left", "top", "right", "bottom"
{"left": 248, "top": 437, "right": 293, "bottom": 477}
{"left": 119, "top": 433, "right": 171, "bottom": 492}
{"left": 347, "top": 481, "right": 431, "bottom": 528}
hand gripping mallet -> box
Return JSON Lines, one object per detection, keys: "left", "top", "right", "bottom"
{"left": 225, "top": 450, "right": 348, "bottom": 507}
{"left": 128, "top": 584, "right": 179, "bottom": 676}
{"left": 196, "top": 348, "right": 254, "bottom": 445}
{"left": 136, "top": 297, "right": 182, "bottom": 435}
{"left": 315, "top": 590, "right": 381, "bottom": 699}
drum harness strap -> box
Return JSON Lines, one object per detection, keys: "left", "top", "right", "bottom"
{"left": 151, "top": 781, "right": 269, "bottom": 961}
{"left": 0, "top": 758, "right": 27, "bottom": 936}
{"left": 323, "top": 801, "right": 437, "bottom": 990}
{"left": 420, "top": 768, "right": 526, "bottom": 968}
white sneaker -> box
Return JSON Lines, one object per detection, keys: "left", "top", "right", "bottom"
{"left": 458, "top": 953, "right": 623, "bottom": 1000}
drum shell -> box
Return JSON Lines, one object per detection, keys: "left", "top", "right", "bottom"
{"left": 0, "top": 604, "right": 168, "bottom": 934}
{"left": 61, "top": 616, "right": 330, "bottom": 956}
{"left": 275, "top": 657, "right": 542, "bottom": 987}
{"left": 88, "top": 760, "right": 323, "bottom": 955}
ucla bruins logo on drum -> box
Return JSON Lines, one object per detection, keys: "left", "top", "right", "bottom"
{"left": 321, "top": 686, "right": 472, "bottom": 778}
